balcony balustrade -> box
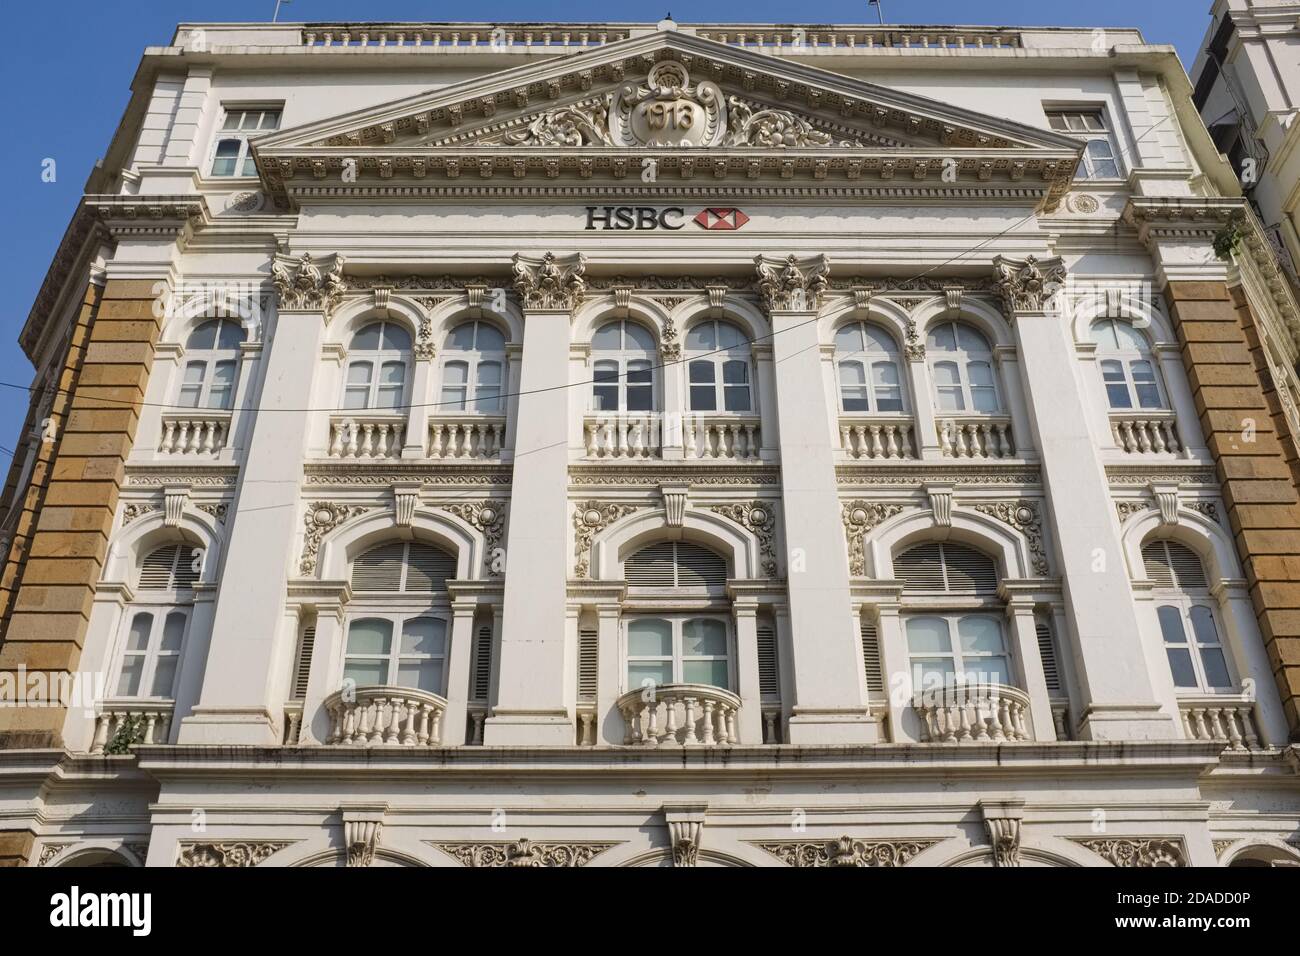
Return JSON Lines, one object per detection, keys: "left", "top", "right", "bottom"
{"left": 617, "top": 683, "right": 742, "bottom": 746}
{"left": 1178, "top": 697, "right": 1261, "bottom": 750}
{"left": 427, "top": 414, "right": 507, "bottom": 459}
{"left": 90, "top": 701, "right": 174, "bottom": 754}
{"left": 322, "top": 685, "right": 448, "bottom": 746}
{"left": 937, "top": 416, "right": 1016, "bottom": 460}
{"left": 839, "top": 415, "right": 916, "bottom": 459}
{"left": 912, "top": 681, "right": 1032, "bottom": 743}
{"left": 1110, "top": 411, "right": 1182, "bottom": 456}
{"left": 328, "top": 413, "right": 405, "bottom": 459}
{"left": 159, "top": 410, "right": 231, "bottom": 456}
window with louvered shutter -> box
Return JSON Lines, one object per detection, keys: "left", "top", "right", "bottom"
{"left": 860, "top": 619, "right": 884, "bottom": 695}
{"left": 577, "top": 627, "right": 599, "bottom": 703}
{"left": 350, "top": 541, "right": 456, "bottom": 592}
{"left": 138, "top": 544, "right": 202, "bottom": 591}
{"left": 1142, "top": 541, "right": 1208, "bottom": 589}
{"left": 290, "top": 624, "right": 315, "bottom": 700}
{"left": 1035, "top": 619, "right": 1061, "bottom": 693}
{"left": 625, "top": 541, "right": 727, "bottom": 587}
{"left": 896, "top": 542, "right": 997, "bottom": 593}
{"left": 470, "top": 624, "right": 493, "bottom": 702}
{"left": 757, "top": 624, "right": 780, "bottom": 701}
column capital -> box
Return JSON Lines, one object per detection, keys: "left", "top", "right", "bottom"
{"left": 512, "top": 251, "right": 587, "bottom": 311}
{"left": 754, "top": 253, "right": 830, "bottom": 312}
{"left": 991, "top": 254, "right": 1066, "bottom": 316}
{"left": 271, "top": 251, "right": 347, "bottom": 320}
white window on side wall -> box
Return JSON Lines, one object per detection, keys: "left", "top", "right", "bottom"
{"left": 210, "top": 106, "right": 282, "bottom": 178}
{"left": 1045, "top": 107, "right": 1121, "bottom": 180}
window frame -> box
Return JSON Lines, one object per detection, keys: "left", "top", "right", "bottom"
{"left": 1044, "top": 106, "right": 1123, "bottom": 181}
{"left": 1090, "top": 318, "right": 1166, "bottom": 411}
{"left": 208, "top": 105, "right": 283, "bottom": 179}
{"left": 113, "top": 607, "right": 190, "bottom": 700}
{"left": 342, "top": 321, "right": 412, "bottom": 411}
{"left": 440, "top": 321, "right": 507, "bottom": 414}
{"left": 684, "top": 320, "right": 755, "bottom": 414}
{"left": 926, "top": 321, "right": 1002, "bottom": 415}
{"left": 903, "top": 612, "right": 1012, "bottom": 692}
{"left": 622, "top": 613, "right": 734, "bottom": 693}
{"left": 834, "top": 321, "right": 907, "bottom": 415}
{"left": 176, "top": 318, "right": 246, "bottom": 410}
{"left": 341, "top": 611, "right": 451, "bottom": 695}
{"left": 591, "top": 319, "right": 658, "bottom": 413}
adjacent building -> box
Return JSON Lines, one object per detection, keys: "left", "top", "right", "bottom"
{"left": 2, "top": 19, "right": 1300, "bottom": 868}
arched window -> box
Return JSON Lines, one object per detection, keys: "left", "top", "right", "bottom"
{"left": 895, "top": 542, "right": 1009, "bottom": 690}
{"left": 1091, "top": 319, "right": 1164, "bottom": 410}
{"left": 592, "top": 320, "right": 656, "bottom": 412}
{"left": 178, "top": 319, "right": 245, "bottom": 410}
{"left": 623, "top": 541, "right": 732, "bottom": 691}
{"left": 927, "top": 322, "right": 1000, "bottom": 413}
{"left": 441, "top": 321, "right": 506, "bottom": 413}
{"left": 344, "top": 321, "right": 410, "bottom": 410}
{"left": 835, "top": 322, "right": 905, "bottom": 413}
{"left": 1143, "top": 540, "right": 1233, "bottom": 692}
{"left": 686, "top": 320, "right": 752, "bottom": 413}
{"left": 115, "top": 544, "right": 202, "bottom": 699}
{"left": 343, "top": 542, "right": 456, "bottom": 693}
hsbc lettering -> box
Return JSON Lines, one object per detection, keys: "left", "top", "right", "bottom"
{"left": 585, "top": 206, "right": 685, "bottom": 230}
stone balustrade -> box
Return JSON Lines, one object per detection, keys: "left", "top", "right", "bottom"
{"left": 328, "top": 413, "right": 405, "bottom": 459}
{"left": 912, "top": 681, "right": 1032, "bottom": 743}
{"left": 159, "top": 411, "right": 231, "bottom": 455}
{"left": 427, "top": 415, "right": 506, "bottom": 459}
{"left": 937, "top": 416, "right": 1016, "bottom": 459}
{"left": 583, "top": 414, "right": 662, "bottom": 459}
{"left": 90, "top": 701, "right": 174, "bottom": 754}
{"left": 684, "top": 415, "right": 762, "bottom": 461}
{"left": 1110, "top": 412, "right": 1182, "bottom": 456}
{"left": 617, "top": 683, "right": 742, "bottom": 746}
{"left": 323, "top": 685, "right": 449, "bottom": 746}
{"left": 839, "top": 416, "right": 916, "bottom": 459}
{"left": 1178, "top": 697, "right": 1261, "bottom": 750}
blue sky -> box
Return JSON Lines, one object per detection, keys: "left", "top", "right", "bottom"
{"left": 0, "top": 0, "right": 1212, "bottom": 458}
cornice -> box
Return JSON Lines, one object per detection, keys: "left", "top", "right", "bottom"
{"left": 302, "top": 462, "right": 513, "bottom": 486}
{"left": 568, "top": 463, "right": 781, "bottom": 486}
{"left": 836, "top": 463, "right": 1042, "bottom": 486}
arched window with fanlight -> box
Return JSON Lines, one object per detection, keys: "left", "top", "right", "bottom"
{"left": 1142, "top": 540, "right": 1234, "bottom": 693}
{"left": 834, "top": 322, "right": 905, "bottom": 413}
{"left": 177, "top": 319, "right": 245, "bottom": 410}
{"left": 341, "top": 541, "right": 457, "bottom": 694}
{"left": 686, "top": 320, "right": 753, "bottom": 413}
{"left": 592, "top": 320, "right": 657, "bottom": 412}
{"left": 927, "top": 321, "right": 1000, "bottom": 414}
{"left": 440, "top": 321, "right": 506, "bottom": 413}
{"left": 1090, "top": 318, "right": 1165, "bottom": 410}
{"left": 114, "top": 543, "right": 202, "bottom": 700}
{"left": 343, "top": 321, "right": 410, "bottom": 410}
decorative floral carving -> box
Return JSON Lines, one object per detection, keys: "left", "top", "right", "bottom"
{"left": 177, "top": 841, "right": 293, "bottom": 867}
{"left": 611, "top": 62, "right": 726, "bottom": 149}
{"left": 196, "top": 503, "right": 228, "bottom": 524}
{"left": 725, "top": 97, "right": 860, "bottom": 148}
{"left": 300, "top": 502, "right": 369, "bottom": 574}
{"left": 271, "top": 252, "right": 347, "bottom": 318}
{"left": 512, "top": 252, "right": 587, "bottom": 310}
{"left": 1188, "top": 501, "right": 1221, "bottom": 524}
{"left": 1212, "top": 839, "right": 1236, "bottom": 858}
{"left": 491, "top": 99, "right": 613, "bottom": 147}
{"left": 904, "top": 317, "right": 925, "bottom": 360}
{"left": 755, "top": 254, "right": 830, "bottom": 311}
{"left": 414, "top": 315, "right": 435, "bottom": 361}
{"left": 37, "top": 843, "right": 72, "bottom": 866}
{"left": 1114, "top": 500, "right": 1149, "bottom": 523}
{"left": 1077, "top": 838, "right": 1186, "bottom": 868}
{"left": 755, "top": 837, "right": 940, "bottom": 867}
{"left": 444, "top": 500, "right": 508, "bottom": 576}
{"left": 121, "top": 503, "right": 157, "bottom": 526}
{"left": 432, "top": 838, "right": 615, "bottom": 867}
{"left": 1066, "top": 192, "right": 1101, "bottom": 215}
{"left": 992, "top": 255, "right": 1067, "bottom": 314}
{"left": 710, "top": 501, "right": 779, "bottom": 577}
{"left": 973, "top": 501, "right": 1049, "bottom": 576}
{"left": 842, "top": 501, "right": 904, "bottom": 576}
{"left": 660, "top": 316, "right": 682, "bottom": 361}
{"left": 573, "top": 500, "right": 639, "bottom": 578}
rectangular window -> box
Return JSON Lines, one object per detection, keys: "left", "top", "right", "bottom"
{"left": 1045, "top": 108, "right": 1121, "bottom": 180}
{"left": 625, "top": 615, "right": 731, "bottom": 691}
{"left": 210, "top": 106, "right": 282, "bottom": 178}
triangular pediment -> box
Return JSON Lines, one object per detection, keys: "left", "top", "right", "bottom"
{"left": 253, "top": 28, "right": 1082, "bottom": 207}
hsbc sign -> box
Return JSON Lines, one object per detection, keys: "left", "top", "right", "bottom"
{"left": 584, "top": 206, "right": 749, "bottom": 231}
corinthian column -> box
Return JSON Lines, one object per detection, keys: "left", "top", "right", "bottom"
{"left": 178, "top": 252, "right": 346, "bottom": 745}
{"left": 756, "top": 254, "right": 876, "bottom": 743}
{"left": 483, "top": 253, "right": 587, "bottom": 745}
{"left": 992, "top": 255, "right": 1174, "bottom": 740}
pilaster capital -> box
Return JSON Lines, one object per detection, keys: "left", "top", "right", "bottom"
{"left": 272, "top": 251, "right": 347, "bottom": 320}
{"left": 754, "top": 253, "right": 830, "bottom": 312}
{"left": 512, "top": 251, "right": 587, "bottom": 311}
{"left": 992, "top": 255, "right": 1067, "bottom": 316}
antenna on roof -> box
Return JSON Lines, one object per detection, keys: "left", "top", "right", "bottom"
{"left": 868, "top": 0, "right": 885, "bottom": 25}
{"left": 273, "top": 0, "right": 292, "bottom": 23}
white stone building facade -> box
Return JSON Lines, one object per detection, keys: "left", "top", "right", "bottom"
{"left": 2, "top": 20, "right": 1300, "bottom": 869}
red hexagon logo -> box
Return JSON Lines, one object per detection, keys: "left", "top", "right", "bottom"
{"left": 693, "top": 207, "right": 750, "bottom": 230}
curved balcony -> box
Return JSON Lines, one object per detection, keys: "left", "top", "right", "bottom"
{"left": 912, "top": 681, "right": 1031, "bottom": 743}
{"left": 617, "top": 683, "right": 742, "bottom": 746}
{"left": 323, "top": 684, "right": 448, "bottom": 746}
